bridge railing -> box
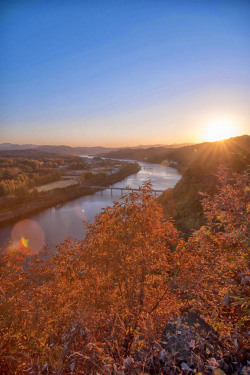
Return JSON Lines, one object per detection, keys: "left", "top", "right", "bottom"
{"left": 87, "top": 186, "right": 164, "bottom": 195}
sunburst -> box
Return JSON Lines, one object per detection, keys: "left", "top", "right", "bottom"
{"left": 204, "top": 118, "right": 237, "bottom": 142}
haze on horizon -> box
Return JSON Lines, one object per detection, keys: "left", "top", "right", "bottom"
{"left": 0, "top": 0, "right": 250, "bottom": 147}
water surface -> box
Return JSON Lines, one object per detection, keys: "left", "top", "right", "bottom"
{"left": 0, "top": 161, "right": 181, "bottom": 251}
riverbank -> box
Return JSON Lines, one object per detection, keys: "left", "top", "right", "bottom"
{"left": 0, "top": 163, "right": 140, "bottom": 227}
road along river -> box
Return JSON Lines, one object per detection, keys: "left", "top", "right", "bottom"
{"left": 0, "top": 160, "right": 181, "bottom": 252}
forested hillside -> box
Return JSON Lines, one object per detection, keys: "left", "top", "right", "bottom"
{"left": 0, "top": 157, "right": 61, "bottom": 197}
{"left": 102, "top": 146, "right": 174, "bottom": 163}
{"left": 159, "top": 135, "right": 250, "bottom": 234}
{"left": 0, "top": 152, "right": 88, "bottom": 198}
{"left": 103, "top": 136, "right": 249, "bottom": 169}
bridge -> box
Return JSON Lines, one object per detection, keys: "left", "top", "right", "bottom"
{"left": 88, "top": 186, "right": 165, "bottom": 196}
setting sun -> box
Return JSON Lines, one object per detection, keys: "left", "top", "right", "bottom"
{"left": 204, "top": 118, "right": 237, "bottom": 142}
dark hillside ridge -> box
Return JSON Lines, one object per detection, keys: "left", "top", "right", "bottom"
{"left": 35, "top": 145, "right": 118, "bottom": 155}
{"left": 166, "top": 134, "right": 250, "bottom": 169}
{"left": 102, "top": 147, "right": 175, "bottom": 163}
{"left": 0, "top": 144, "right": 118, "bottom": 156}
{"left": 103, "top": 135, "right": 250, "bottom": 170}
{"left": 158, "top": 135, "right": 250, "bottom": 235}
{"left": 0, "top": 149, "right": 59, "bottom": 159}
{"left": 0, "top": 148, "right": 115, "bottom": 161}
{"left": 0, "top": 143, "right": 37, "bottom": 150}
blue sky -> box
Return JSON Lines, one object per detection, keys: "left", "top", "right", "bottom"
{"left": 1, "top": 0, "right": 250, "bottom": 146}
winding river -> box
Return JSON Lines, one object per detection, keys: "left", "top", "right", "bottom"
{"left": 0, "top": 160, "right": 181, "bottom": 252}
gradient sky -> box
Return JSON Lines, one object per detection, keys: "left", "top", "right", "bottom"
{"left": 0, "top": 0, "right": 250, "bottom": 147}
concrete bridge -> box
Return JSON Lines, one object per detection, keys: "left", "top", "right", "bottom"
{"left": 88, "top": 186, "right": 164, "bottom": 196}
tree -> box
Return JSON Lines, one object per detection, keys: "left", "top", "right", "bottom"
{"left": 0, "top": 182, "right": 179, "bottom": 373}
{"left": 80, "top": 171, "right": 93, "bottom": 182}
{"left": 81, "top": 182, "right": 179, "bottom": 352}
{"left": 170, "top": 167, "right": 249, "bottom": 344}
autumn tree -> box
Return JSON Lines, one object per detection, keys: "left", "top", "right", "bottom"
{"left": 79, "top": 182, "right": 179, "bottom": 353}
{"left": 170, "top": 166, "right": 249, "bottom": 345}
{"left": 0, "top": 182, "right": 180, "bottom": 373}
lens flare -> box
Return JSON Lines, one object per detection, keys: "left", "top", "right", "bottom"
{"left": 10, "top": 219, "right": 45, "bottom": 253}
{"left": 21, "top": 237, "right": 29, "bottom": 247}
{"left": 74, "top": 203, "right": 88, "bottom": 221}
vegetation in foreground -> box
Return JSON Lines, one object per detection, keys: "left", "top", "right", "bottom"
{"left": 0, "top": 167, "right": 249, "bottom": 374}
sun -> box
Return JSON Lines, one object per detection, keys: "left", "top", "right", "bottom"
{"left": 203, "top": 118, "right": 238, "bottom": 142}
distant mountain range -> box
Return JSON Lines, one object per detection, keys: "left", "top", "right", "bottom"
{"left": 0, "top": 143, "right": 38, "bottom": 151}
{"left": 0, "top": 143, "right": 192, "bottom": 155}
{"left": 123, "top": 143, "right": 191, "bottom": 149}
{"left": 0, "top": 143, "right": 115, "bottom": 155}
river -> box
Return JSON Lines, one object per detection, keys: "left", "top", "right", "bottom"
{"left": 0, "top": 161, "right": 181, "bottom": 252}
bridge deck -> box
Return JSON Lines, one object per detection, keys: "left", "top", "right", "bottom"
{"left": 88, "top": 186, "right": 164, "bottom": 193}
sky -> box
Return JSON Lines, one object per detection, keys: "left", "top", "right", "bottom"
{"left": 0, "top": 0, "right": 250, "bottom": 147}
